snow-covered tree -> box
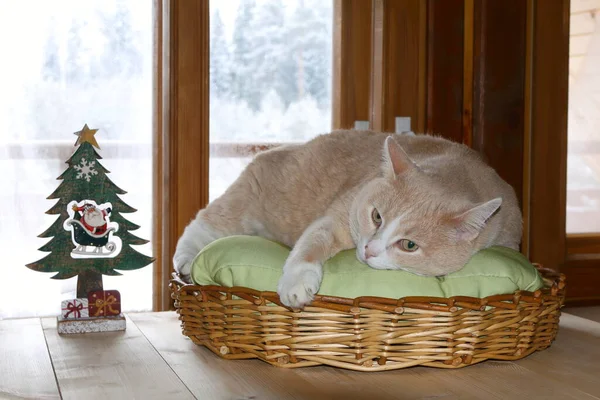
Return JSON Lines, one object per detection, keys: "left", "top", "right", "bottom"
{"left": 210, "top": 97, "right": 257, "bottom": 142}
{"left": 210, "top": 10, "right": 231, "bottom": 99}
{"left": 256, "top": 90, "right": 286, "bottom": 139}
{"left": 41, "top": 21, "right": 61, "bottom": 82}
{"left": 231, "top": 0, "right": 257, "bottom": 110}
{"left": 98, "top": 1, "right": 143, "bottom": 78}
{"left": 286, "top": 0, "right": 332, "bottom": 108}
{"left": 283, "top": 95, "right": 329, "bottom": 141}
{"left": 66, "top": 20, "right": 84, "bottom": 84}
{"left": 208, "top": 0, "right": 333, "bottom": 143}
{"left": 248, "top": 0, "right": 286, "bottom": 108}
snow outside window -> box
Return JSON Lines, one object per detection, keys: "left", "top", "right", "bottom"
{"left": 209, "top": 0, "right": 334, "bottom": 201}
{"left": 567, "top": 3, "right": 600, "bottom": 233}
{"left": 0, "top": 1, "right": 153, "bottom": 318}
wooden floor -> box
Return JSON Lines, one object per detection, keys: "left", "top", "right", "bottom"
{"left": 566, "top": 306, "right": 600, "bottom": 324}
{"left": 1, "top": 311, "right": 600, "bottom": 400}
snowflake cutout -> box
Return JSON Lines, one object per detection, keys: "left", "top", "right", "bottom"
{"left": 74, "top": 158, "right": 98, "bottom": 182}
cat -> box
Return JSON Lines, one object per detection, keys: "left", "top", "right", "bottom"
{"left": 173, "top": 130, "right": 522, "bottom": 308}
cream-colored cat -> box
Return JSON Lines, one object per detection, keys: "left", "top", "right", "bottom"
{"left": 174, "top": 130, "right": 522, "bottom": 308}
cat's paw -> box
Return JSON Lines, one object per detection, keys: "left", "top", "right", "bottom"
{"left": 173, "top": 253, "right": 193, "bottom": 278}
{"left": 179, "top": 273, "right": 192, "bottom": 284}
{"left": 277, "top": 266, "right": 321, "bottom": 308}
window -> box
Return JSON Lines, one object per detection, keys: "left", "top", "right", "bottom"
{"left": 0, "top": 1, "right": 153, "bottom": 318}
{"left": 160, "top": 1, "right": 597, "bottom": 305}
{"left": 567, "top": 3, "right": 600, "bottom": 233}
{"left": 209, "top": 0, "right": 333, "bottom": 201}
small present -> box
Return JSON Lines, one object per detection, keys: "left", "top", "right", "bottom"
{"left": 88, "top": 290, "right": 121, "bottom": 317}
{"left": 61, "top": 298, "right": 89, "bottom": 319}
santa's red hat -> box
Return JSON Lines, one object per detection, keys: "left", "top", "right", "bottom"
{"left": 74, "top": 203, "right": 96, "bottom": 212}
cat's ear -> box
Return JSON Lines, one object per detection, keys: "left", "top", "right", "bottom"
{"left": 382, "top": 136, "right": 415, "bottom": 179}
{"left": 451, "top": 198, "right": 502, "bottom": 242}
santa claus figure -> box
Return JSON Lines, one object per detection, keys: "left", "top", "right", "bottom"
{"left": 72, "top": 203, "right": 112, "bottom": 235}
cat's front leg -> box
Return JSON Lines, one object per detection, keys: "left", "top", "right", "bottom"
{"left": 277, "top": 215, "right": 352, "bottom": 308}
{"left": 173, "top": 209, "right": 226, "bottom": 282}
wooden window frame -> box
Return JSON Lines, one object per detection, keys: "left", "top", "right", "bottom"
{"left": 526, "top": 0, "right": 600, "bottom": 305}
{"left": 333, "top": 0, "right": 373, "bottom": 129}
{"left": 153, "top": 0, "right": 459, "bottom": 309}
{"left": 154, "top": 0, "right": 600, "bottom": 310}
{"left": 370, "top": 0, "right": 427, "bottom": 133}
{"left": 155, "top": 1, "right": 376, "bottom": 310}
{"left": 156, "top": 1, "right": 358, "bottom": 310}
{"left": 526, "top": 0, "right": 569, "bottom": 273}
{"left": 154, "top": 0, "right": 210, "bottom": 311}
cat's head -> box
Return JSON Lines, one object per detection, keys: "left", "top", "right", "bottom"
{"left": 350, "top": 136, "right": 502, "bottom": 276}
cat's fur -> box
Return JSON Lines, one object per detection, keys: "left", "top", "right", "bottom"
{"left": 174, "top": 130, "right": 522, "bottom": 308}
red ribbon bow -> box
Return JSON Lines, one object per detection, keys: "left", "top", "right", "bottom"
{"left": 65, "top": 301, "right": 84, "bottom": 318}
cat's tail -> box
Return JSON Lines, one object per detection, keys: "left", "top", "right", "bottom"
{"left": 173, "top": 209, "right": 225, "bottom": 282}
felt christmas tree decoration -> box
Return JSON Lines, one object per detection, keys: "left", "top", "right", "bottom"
{"left": 27, "top": 124, "right": 154, "bottom": 334}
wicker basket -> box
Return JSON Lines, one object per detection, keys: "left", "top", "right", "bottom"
{"left": 170, "top": 264, "right": 566, "bottom": 371}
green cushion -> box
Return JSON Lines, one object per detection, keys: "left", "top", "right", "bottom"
{"left": 191, "top": 235, "right": 543, "bottom": 299}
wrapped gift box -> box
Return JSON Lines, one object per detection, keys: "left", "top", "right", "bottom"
{"left": 61, "top": 298, "right": 89, "bottom": 319}
{"left": 88, "top": 290, "right": 121, "bottom": 317}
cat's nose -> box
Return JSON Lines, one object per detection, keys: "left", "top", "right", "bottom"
{"left": 365, "top": 245, "right": 375, "bottom": 259}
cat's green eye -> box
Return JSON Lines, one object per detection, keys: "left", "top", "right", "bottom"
{"left": 371, "top": 208, "right": 382, "bottom": 227}
{"left": 398, "top": 239, "right": 419, "bottom": 252}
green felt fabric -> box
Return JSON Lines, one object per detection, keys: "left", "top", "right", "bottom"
{"left": 191, "top": 235, "right": 543, "bottom": 299}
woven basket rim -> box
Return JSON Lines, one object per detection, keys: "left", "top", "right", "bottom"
{"left": 171, "top": 263, "right": 566, "bottom": 313}
{"left": 170, "top": 263, "right": 565, "bottom": 371}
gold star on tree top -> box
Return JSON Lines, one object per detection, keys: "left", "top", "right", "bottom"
{"left": 74, "top": 124, "right": 100, "bottom": 149}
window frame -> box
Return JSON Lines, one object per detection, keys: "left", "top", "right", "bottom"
{"left": 526, "top": 0, "right": 600, "bottom": 305}
{"left": 370, "top": 0, "right": 427, "bottom": 133}
{"left": 154, "top": 0, "right": 210, "bottom": 310}
{"left": 154, "top": 0, "right": 600, "bottom": 310}
{"left": 155, "top": 0, "right": 377, "bottom": 310}
{"left": 332, "top": 0, "right": 373, "bottom": 129}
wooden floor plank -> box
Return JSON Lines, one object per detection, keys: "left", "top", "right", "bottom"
{"left": 131, "top": 312, "right": 357, "bottom": 400}
{"left": 131, "top": 312, "right": 598, "bottom": 400}
{"left": 132, "top": 312, "right": 470, "bottom": 400}
{"left": 0, "top": 318, "right": 61, "bottom": 400}
{"left": 295, "top": 350, "right": 597, "bottom": 400}
{"left": 1, "top": 312, "right": 595, "bottom": 400}
{"left": 565, "top": 306, "right": 600, "bottom": 323}
{"left": 42, "top": 315, "right": 194, "bottom": 400}
{"left": 514, "top": 313, "right": 600, "bottom": 398}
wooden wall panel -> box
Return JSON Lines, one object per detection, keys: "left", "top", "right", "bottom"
{"left": 528, "top": 0, "right": 569, "bottom": 272}
{"left": 567, "top": 235, "right": 600, "bottom": 255}
{"left": 370, "top": 0, "right": 427, "bottom": 133}
{"left": 332, "top": 0, "right": 373, "bottom": 130}
{"left": 471, "top": 0, "right": 527, "bottom": 206}
{"left": 426, "top": 0, "right": 464, "bottom": 142}
{"left": 521, "top": 0, "right": 534, "bottom": 257}
{"left": 462, "top": 0, "right": 474, "bottom": 147}
{"left": 561, "top": 258, "right": 600, "bottom": 305}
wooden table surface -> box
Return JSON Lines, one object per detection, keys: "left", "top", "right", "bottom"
{"left": 1, "top": 311, "right": 599, "bottom": 400}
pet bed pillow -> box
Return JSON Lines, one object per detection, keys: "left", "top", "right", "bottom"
{"left": 190, "top": 235, "right": 543, "bottom": 299}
